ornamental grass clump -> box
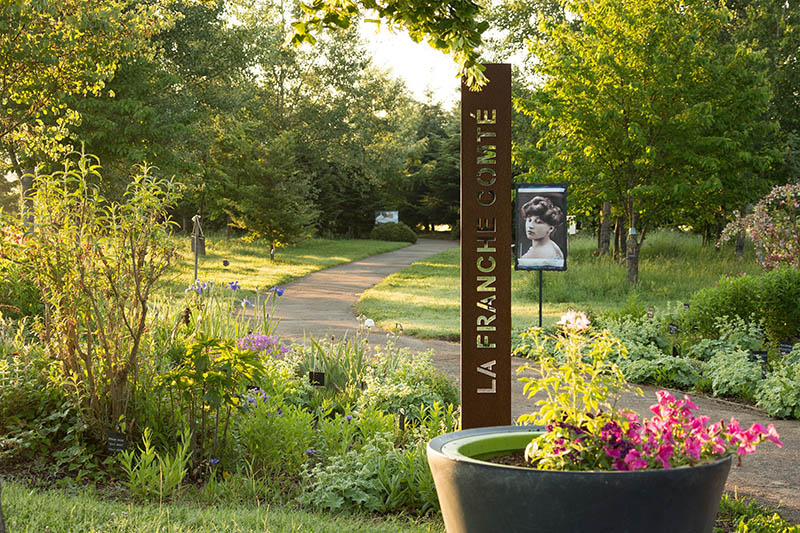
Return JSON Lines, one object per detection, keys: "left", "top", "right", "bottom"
{"left": 519, "top": 311, "right": 782, "bottom": 471}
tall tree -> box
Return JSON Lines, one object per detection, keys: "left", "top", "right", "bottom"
{"left": 0, "top": 0, "right": 180, "bottom": 212}
{"left": 517, "top": 0, "right": 779, "bottom": 282}
{"left": 401, "top": 102, "right": 460, "bottom": 230}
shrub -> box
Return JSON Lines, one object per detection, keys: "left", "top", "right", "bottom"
{"left": 0, "top": 154, "right": 179, "bottom": 438}
{"left": 0, "top": 252, "right": 42, "bottom": 319}
{"left": 686, "top": 317, "right": 765, "bottom": 361}
{"left": 238, "top": 398, "right": 314, "bottom": 480}
{"left": 757, "top": 346, "right": 800, "bottom": 418}
{"left": 157, "top": 336, "right": 267, "bottom": 465}
{"left": 357, "top": 349, "right": 458, "bottom": 423}
{"left": 682, "top": 268, "right": 800, "bottom": 343}
{"left": 369, "top": 222, "right": 417, "bottom": 243}
{"left": 0, "top": 319, "right": 88, "bottom": 468}
{"left": 617, "top": 356, "right": 701, "bottom": 389}
{"left": 704, "top": 348, "right": 763, "bottom": 401}
{"left": 299, "top": 434, "right": 440, "bottom": 514}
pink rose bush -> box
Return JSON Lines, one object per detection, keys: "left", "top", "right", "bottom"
{"left": 520, "top": 311, "right": 782, "bottom": 471}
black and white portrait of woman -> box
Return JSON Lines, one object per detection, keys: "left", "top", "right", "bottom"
{"left": 515, "top": 184, "right": 568, "bottom": 270}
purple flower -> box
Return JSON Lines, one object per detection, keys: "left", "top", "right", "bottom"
{"left": 209, "top": 458, "right": 219, "bottom": 465}
{"left": 240, "top": 299, "right": 252, "bottom": 308}
{"left": 237, "top": 334, "right": 287, "bottom": 358}
{"left": 345, "top": 415, "right": 353, "bottom": 422}
{"left": 305, "top": 449, "right": 316, "bottom": 456}
{"left": 228, "top": 280, "right": 241, "bottom": 290}
{"left": 269, "top": 286, "right": 285, "bottom": 297}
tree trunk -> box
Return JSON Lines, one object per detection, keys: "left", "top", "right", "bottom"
{"left": 599, "top": 201, "right": 611, "bottom": 255}
{"left": 0, "top": 479, "right": 7, "bottom": 533}
{"left": 735, "top": 230, "right": 746, "bottom": 258}
{"left": 613, "top": 218, "right": 621, "bottom": 261}
{"left": 8, "top": 144, "right": 33, "bottom": 226}
{"left": 735, "top": 203, "right": 752, "bottom": 258}
{"left": 627, "top": 213, "right": 639, "bottom": 285}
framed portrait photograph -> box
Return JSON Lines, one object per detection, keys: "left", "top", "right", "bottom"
{"left": 514, "top": 183, "right": 568, "bottom": 271}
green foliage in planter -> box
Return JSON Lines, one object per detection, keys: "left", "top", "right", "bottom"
{"left": 369, "top": 222, "right": 418, "bottom": 243}
{"left": 682, "top": 268, "right": 800, "bottom": 343}
{"left": 757, "top": 347, "right": 800, "bottom": 419}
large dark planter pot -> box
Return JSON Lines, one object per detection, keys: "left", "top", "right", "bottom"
{"left": 427, "top": 425, "right": 732, "bottom": 533}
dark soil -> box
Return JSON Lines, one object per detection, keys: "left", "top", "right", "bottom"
{"left": 486, "top": 451, "right": 529, "bottom": 468}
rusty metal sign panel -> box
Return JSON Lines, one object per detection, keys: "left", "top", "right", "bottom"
{"left": 460, "top": 64, "right": 511, "bottom": 429}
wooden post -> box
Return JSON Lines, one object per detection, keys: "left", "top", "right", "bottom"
{"left": 460, "top": 64, "right": 512, "bottom": 429}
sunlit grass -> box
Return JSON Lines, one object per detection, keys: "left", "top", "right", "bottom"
{"left": 159, "top": 234, "right": 410, "bottom": 299}
{"left": 1, "top": 481, "right": 444, "bottom": 533}
{"left": 357, "top": 230, "right": 764, "bottom": 340}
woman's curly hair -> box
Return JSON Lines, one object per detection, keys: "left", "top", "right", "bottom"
{"left": 521, "top": 196, "right": 564, "bottom": 227}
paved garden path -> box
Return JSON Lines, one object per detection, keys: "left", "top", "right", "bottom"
{"left": 273, "top": 239, "right": 800, "bottom": 523}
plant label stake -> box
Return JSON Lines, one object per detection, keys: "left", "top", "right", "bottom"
{"left": 191, "top": 214, "right": 205, "bottom": 281}
{"left": 460, "top": 63, "right": 512, "bottom": 429}
{"left": 106, "top": 431, "right": 127, "bottom": 454}
{"left": 308, "top": 371, "right": 325, "bottom": 386}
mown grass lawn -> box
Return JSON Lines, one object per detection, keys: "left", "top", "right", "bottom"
{"left": 160, "top": 235, "right": 410, "bottom": 299}
{"left": 1, "top": 481, "right": 444, "bottom": 533}
{"left": 356, "top": 230, "right": 763, "bottom": 340}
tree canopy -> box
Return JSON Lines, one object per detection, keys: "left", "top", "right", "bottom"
{"left": 512, "top": 0, "right": 783, "bottom": 280}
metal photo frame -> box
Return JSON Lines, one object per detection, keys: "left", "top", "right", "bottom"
{"left": 514, "top": 183, "right": 568, "bottom": 271}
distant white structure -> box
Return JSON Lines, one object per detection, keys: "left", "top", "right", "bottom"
{"left": 375, "top": 210, "right": 399, "bottom": 225}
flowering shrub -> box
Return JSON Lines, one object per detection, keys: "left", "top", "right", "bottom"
{"left": 719, "top": 183, "right": 800, "bottom": 270}
{"left": 520, "top": 311, "right": 783, "bottom": 471}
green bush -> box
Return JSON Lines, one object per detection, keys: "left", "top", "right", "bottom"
{"left": 757, "top": 347, "right": 800, "bottom": 418}
{"left": 617, "top": 355, "right": 701, "bottom": 389}
{"left": 0, "top": 320, "right": 84, "bottom": 466}
{"left": 686, "top": 317, "right": 765, "bottom": 361}
{"left": 369, "top": 222, "right": 418, "bottom": 243}
{"left": 0, "top": 258, "right": 42, "bottom": 319}
{"left": 299, "top": 434, "right": 440, "bottom": 514}
{"left": 704, "top": 348, "right": 763, "bottom": 401}
{"left": 357, "top": 350, "right": 458, "bottom": 423}
{"left": 682, "top": 268, "right": 800, "bottom": 343}
{"left": 238, "top": 398, "right": 314, "bottom": 480}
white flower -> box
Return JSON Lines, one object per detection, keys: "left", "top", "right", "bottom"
{"left": 364, "top": 318, "right": 375, "bottom": 328}
{"left": 556, "top": 310, "right": 591, "bottom": 332}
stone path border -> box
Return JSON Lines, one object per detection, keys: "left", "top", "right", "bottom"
{"left": 273, "top": 238, "right": 800, "bottom": 523}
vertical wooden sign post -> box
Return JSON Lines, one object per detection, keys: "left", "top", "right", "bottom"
{"left": 460, "top": 64, "right": 512, "bottom": 429}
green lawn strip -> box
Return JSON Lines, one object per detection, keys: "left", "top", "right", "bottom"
{"left": 356, "top": 231, "right": 763, "bottom": 341}
{"left": 161, "top": 236, "right": 410, "bottom": 299}
{"left": 2, "top": 481, "right": 444, "bottom": 533}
